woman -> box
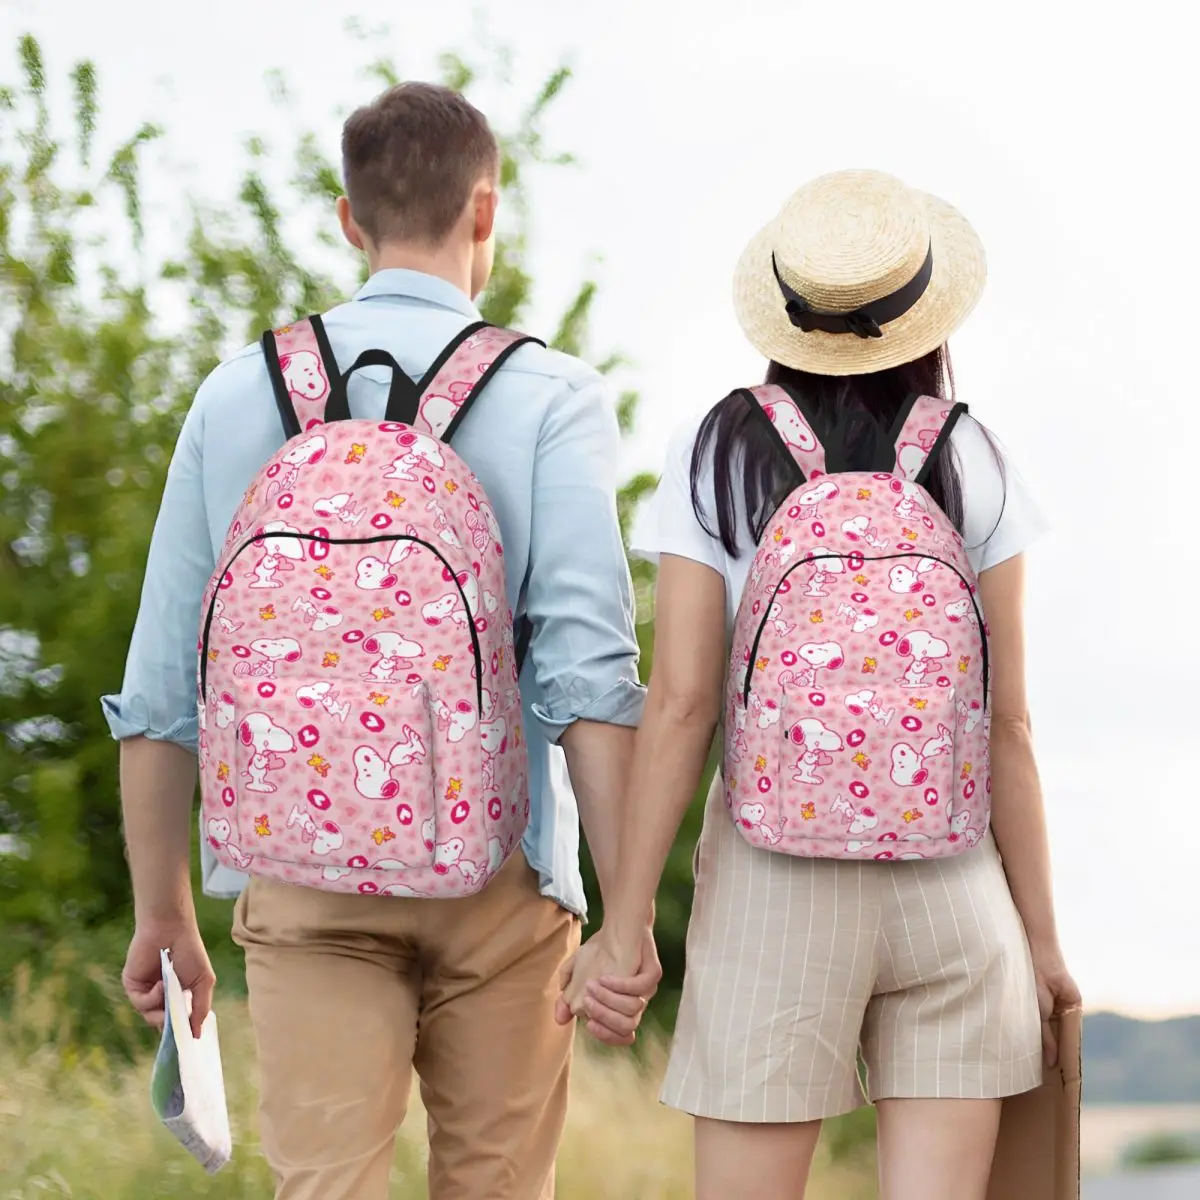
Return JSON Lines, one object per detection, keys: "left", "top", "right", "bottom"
{"left": 562, "top": 170, "right": 1080, "bottom": 1200}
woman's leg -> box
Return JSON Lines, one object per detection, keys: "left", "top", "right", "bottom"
{"left": 875, "top": 1098, "right": 1001, "bottom": 1200}
{"left": 695, "top": 1117, "right": 823, "bottom": 1200}
{"left": 864, "top": 839, "right": 1042, "bottom": 1200}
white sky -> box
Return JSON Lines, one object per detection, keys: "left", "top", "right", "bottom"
{"left": 3, "top": 0, "right": 1197, "bottom": 1017}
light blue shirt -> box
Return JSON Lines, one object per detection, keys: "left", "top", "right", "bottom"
{"left": 101, "top": 269, "right": 645, "bottom": 918}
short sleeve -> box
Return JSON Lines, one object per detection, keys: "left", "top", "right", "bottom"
{"left": 630, "top": 421, "right": 723, "bottom": 573}
{"left": 953, "top": 414, "right": 1050, "bottom": 575}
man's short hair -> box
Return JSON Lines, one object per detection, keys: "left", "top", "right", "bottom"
{"left": 341, "top": 82, "right": 499, "bottom": 247}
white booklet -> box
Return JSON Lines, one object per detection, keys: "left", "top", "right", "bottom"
{"left": 149, "top": 948, "right": 232, "bottom": 1174}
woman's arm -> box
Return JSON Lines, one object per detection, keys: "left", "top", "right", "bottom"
{"left": 979, "top": 553, "right": 1081, "bottom": 1061}
{"left": 560, "top": 552, "right": 727, "bottom": 1012}
{"left": 978, "top": 554, "right": 1057, "bottom": 943}
{"left": 605, "top": 553, "right": 728, "bottom": 953}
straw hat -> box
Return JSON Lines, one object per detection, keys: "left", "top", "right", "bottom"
{"left": 732, "top": 169, "right": 986, "bottom": 376}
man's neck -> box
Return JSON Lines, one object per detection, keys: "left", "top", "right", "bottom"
{"left": 366, "top": 242, "right": 473, "bottom": 300}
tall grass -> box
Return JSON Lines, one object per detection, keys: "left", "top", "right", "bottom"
{"left": 0, "top": 964, "right": 877, "bottom": 1198}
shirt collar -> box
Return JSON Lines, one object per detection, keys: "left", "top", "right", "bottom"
{"left": 354, "top": 268, "right": 481, "bottom": 319}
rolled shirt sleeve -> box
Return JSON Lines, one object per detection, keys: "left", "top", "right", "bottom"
{"left": 523, "top": 373, "right": 646, "bottom": 740}
{"left": 100, "top": 392, "right": 217, "bottom": 752}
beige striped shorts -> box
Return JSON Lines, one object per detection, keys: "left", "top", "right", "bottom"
{"left": 661, "top": 775, "right": 1043, "bottom": 1123}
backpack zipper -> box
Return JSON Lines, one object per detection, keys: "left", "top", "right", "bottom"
{"left": 199, "top": 531, "right": 484, "bottom": 710}
{"left": 741, "top": 551, "right": 988, "bottom": 709}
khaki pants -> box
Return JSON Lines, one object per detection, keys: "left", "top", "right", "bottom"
{"left": 232, "top": 853, "right": 581, "bottom": 1200}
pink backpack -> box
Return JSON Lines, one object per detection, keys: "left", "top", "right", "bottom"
{"left": 724, "top": 385, "right": 990, "bottom": 861}
{"left": 197, "top": 315, "right": 540, "bottom": 897}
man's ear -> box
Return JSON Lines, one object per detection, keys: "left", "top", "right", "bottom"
{"left": 337, "top": 196, "right": 366, "bottom": 251}
{"left": 473, "top": 180, "right": 498, "bottom": 245}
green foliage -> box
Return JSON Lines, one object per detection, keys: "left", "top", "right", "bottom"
{"left": 1121, "top": 1131, "right": 1200, "bottom": 1168}
{"left": 0, "top": 31, "right": 678, "bottom": 1051}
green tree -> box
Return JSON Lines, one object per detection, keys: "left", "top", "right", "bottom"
{"left": 0, "top": 31, "right": 698, "bottom": 1045}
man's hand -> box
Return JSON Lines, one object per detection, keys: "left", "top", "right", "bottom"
{"left": 555, "top": 925, "right": 661, "bottom": 1047}
{"left": 123, "top": 920, "right": 215, "bottom": 1040}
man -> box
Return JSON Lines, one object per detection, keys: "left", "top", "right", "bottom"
{"left": 105, "top": 82, "right": 660, "bottom": 1200}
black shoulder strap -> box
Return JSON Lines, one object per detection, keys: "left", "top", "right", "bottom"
{"left": 262, "top": 314, "right": 342, "bottom": 439}
{"left": 410, "top": 323, "right": 544, "bottom": 443}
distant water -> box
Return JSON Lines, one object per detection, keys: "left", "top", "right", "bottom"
{"left": 1082, "top": 1105, "right": 1200, "bottom": 1173}
{"left": 1084, "top": 1163, "right": 1200, "bottom": 1200}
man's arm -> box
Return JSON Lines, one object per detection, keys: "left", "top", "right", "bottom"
{"left": 523, "top": 369, "right": 646, "bottom": 910}
{"left": 103, "top": 396, "right": 218, "bottom": 1036}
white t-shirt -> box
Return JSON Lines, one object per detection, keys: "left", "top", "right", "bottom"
{"left": 631, "top": 410, "right": 1048, "bottom": 631}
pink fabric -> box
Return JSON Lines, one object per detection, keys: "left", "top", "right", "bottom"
{"left": 197, "top": 323, "right": 529, "bottom": 897}
{"left": 271, "top": 319, "right": 332, "bottom": 432}
{"left": 415, "top": 326, "right": 528, "bottom": 439}
{"left": 894, "top": 395, "right": 953, "bottom": 482}
{"left": 724, "top": 387, "right": 990, "bottom": 861}
{"left": 750, "top": 384, "right": 827, "bottom": 479}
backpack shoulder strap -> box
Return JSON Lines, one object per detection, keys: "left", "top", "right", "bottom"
{"left": 742, "top": 382, "right": 828, "bottom": 482}
{"left": 261, "top": 315, "right": 341, "bottom": 439}
{"left": 412, "top": 322, "right": 545, "bottom": 442}
{"left": 889, "top": 394, "right": 969, "bottom": 485}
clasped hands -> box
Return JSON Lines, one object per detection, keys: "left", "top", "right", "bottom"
{"left": 554, "top": 924, "right": 662, "bottom": 1047}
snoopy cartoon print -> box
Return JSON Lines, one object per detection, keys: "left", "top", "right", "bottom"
{"left": 246, "top": 521, "right": 306, "bottom": 588}
{"left": 475, "top": 687, "right": 507, "bottom": 788}
{"left": 465, "top": 501, "right": 501, "bottom": 555}
{"left": 433, "top": 696, "right": 478, "bottom": 744}
{"left": 205, "top": 817, "right": 252, "bottom": 870}
{"left": 212, "top": 597, "right": 243, "bottom": 635}
{"left": 737, "top": 801, "right": 784, "bottom": 846}
{"left": 295, "top": 681, "right": 350, "bottom": 723}
{"left": 293, "top": 596, "right": 344, "bottom": 633}
{"left": 796, "top": 640, "right": 845, "bottom": 687}
{"left": 895, "top": 630, "right": 948, "bottom": 688}
{"left": 267, "top": 434, "right": 327, "bottom": 499}
{"left": 762, "top": 400, "right": 819, "bottom": 456}
{"left": 360, "top": 631, "right": 424, "bottom": 683}
{"left": 206, "top": 687, "right": 236, "bottom": 730}
{"left": 312, "top": 492, "right": 366, "bottom": 527}
{"left": 841, "top": 514, "right": 889, "bottom": 550}
{"left": 233, "top": 637, "right": 302, "bottom": 679}
{"left": 286, "top": 806, "right": 345, "bottom": 856}
{"left": 803, "top": 553, "right": 846, "bottom": 598}
{"left": 421, "top": 574, "right": 478, "bottom": 630}
{"left": 352, "top": 727, "right": 428, "bottom": 800}
{"left": 956, "top": 697, "right": 983, "bottom": 733}
{"left": 944, "top": 597, "right": 979, "bottom": 627}
{"left": 794, "top": 478, "right": 840, "bottom": 519}
{"left": 419, "top": 380, "right": 473, "bottom": 439}
{"left": 748, "top": 693, "right": 783, "bottom": 731}
{"left": 891, "top": 477, "right": 928, "bottom": 520}
{"left": 424, "top": 499, "right": 464, "bottom": 551}
{"left": 385, "top": 432, "right": 446, "bottom": 482}
{"left": 278, "top": 350, "right": 328, "bottom": 405}
{"left": 830, "top": 793, "right": 880, "bottom": 854}
{"left": 889, "top": 723, "right": 954, "bottom": 786}
{"left": 768, "top": 601, "right": 797, "bottom": 638}
{"left": 787, "top": 717, "right": 845, "bottom": 785}
{"left": 238, "top": 712, "right": 296, "bottom": 793}
{"left": 836, "top": 602, "right": 880, "bottom": 634}
{"left": 888, "top": 558, "right": 937, "bottom": 594}
{"left": 729, "top": 705, "right": 750, "bottom": 763}
{"left": 356, "top": 526, "right": 425, "bottom": 590}
{"left": 844, "top": 688, "right": 895, "bottom": 728}
{"left": 432, "top": 836, "right": 487, "bottom": 887}
{"left": 946, "top": 799, "right": 983, "bottom": 847}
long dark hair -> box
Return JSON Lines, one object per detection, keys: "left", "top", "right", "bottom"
{"left": 690, "top": 346, "right": 1003, "bottom": 557}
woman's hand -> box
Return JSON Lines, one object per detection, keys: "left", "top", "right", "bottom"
{"left": 555, "top": 926, "right": 660, "bottom": 1047}
{"left": 1030, "top": 942, "right": 1082, "bottom": 1066}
